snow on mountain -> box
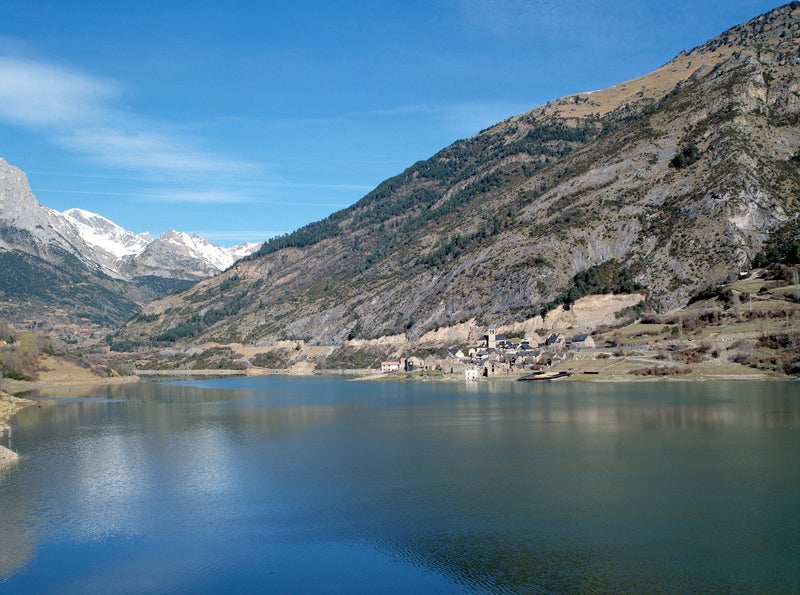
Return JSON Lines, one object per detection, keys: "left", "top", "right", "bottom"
{"left": 227, "top": 241, "right": 261, "bottom": 262}
{"left": 122, "top": 231, "right": 258, "bottom": 280}
{"left": 0, "top": 158, "right": 261, "bottom": 281}
{"left": 62, "top": 208, "right": 153, "bottom": 259}
{"left": 156, "top": 230, "right": 251, "bottom": 272}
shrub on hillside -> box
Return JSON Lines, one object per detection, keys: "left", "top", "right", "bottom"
{"left": 752, "top": 220, "right": 800, "bottom": 267}
{"left": 670, "top": 144, "right": 700, "bottom": 169}
{"left": 251, "top": 350, "right": 291, "bottom": 369}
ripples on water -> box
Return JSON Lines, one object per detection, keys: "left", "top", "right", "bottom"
{"left": 0, "top": 377, "right": 799, "bottom": 593}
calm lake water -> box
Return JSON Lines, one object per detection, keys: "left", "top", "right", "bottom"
{"left": 0, "top": 377, "right": 798, "bottom": 593}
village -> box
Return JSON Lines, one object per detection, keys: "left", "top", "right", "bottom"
{"left": 380, "top": 326, "right": 596, "bottom": 379}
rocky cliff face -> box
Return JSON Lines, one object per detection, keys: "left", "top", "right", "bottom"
{"left": 0, "top": 161, "right": 93, "bottom": 260}
{"left": 115, "top": 3, "right": 800, "bottom": 349}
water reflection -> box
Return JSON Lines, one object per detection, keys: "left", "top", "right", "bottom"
{"left": 0, "top": 378, "right": 798, "bottom": 592}
{"left": 72, "top": 429, "right": 150, "bottom": 541}
{"left": 398, "top": 532, "right": 768, "bottom": 594}
{"left": 0, "top": 469, "right": 35, "bottom": 579}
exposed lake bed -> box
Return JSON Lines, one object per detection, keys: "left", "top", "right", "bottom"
{"left": 1, "top": 377, "right": 798, "bottom": 593}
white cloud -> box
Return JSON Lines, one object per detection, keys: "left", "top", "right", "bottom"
{"left": 268, "top": 181, "right": 374, "bottom": 192}
{"left": 0, "top": 55, "right": 253, "bottom": 182}
{"left": 267, "top": 98, "right": 530, "bottom": 141}
{"left": 37, "top": 184, "right": 353, "bottom": 207}
{"left": 58, "top": 127, "right": 246, "bottom": 175}
{"left": 0, "top": 56, "right": 117, "bottom": 127}
{"left": 368, "top": 104, "right": 435, "bottom": 117}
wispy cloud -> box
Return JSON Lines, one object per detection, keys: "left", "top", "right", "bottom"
{"left": 135, "top": 190, "right": 257, "bottom": 204}
{"left": 0, "top": 56, "right": 117, "bottom": 127}
{"left": 38, "top": 185, "right": 353, "bottom": 208}
{"left": 36, "top": 187, "right": 255, "bottom": 204}
{"left": 452, "top": 0, "right": 594, "bottom": 37}
{"left": 263, "top": 98, "right": 530, "bottom": 141}
{"left": 268, "top": 181, "right": 374, "bottom": 192}
{"left": 59, "top": 128, "right": 248, "bottom": 175}
{"left": 0, "top": 55, "right": 254, "bottom": 186}
{"left": 369, "top": 100, "right": 531, "bottom": 137}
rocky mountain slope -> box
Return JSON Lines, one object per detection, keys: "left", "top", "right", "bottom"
{"left": 0, "top": 159, "right": 259, "bottom": 336}
{"left": 114, "top": 3, "right": 800, "bottom": 352}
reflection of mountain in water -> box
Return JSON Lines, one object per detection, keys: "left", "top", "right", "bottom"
{"left": 416, "top": 379, "right": 800, "bottom": 430}
{"left": 1, "top": 378, "right": 798, "bottom": 592}
{"left": 0, "top": 478, "right": 35, "bottom": 579}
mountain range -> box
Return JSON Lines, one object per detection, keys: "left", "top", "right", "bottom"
{"left": 0, "top": 158, "right": 259, "bottom": 336}
{"left": 2, "top": 3, "right": 798, "bottom": 357}
{"left": 110, "top": 2, "right": 800, "bottom": 356}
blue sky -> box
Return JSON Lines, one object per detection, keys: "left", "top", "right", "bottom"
{"left": 0, "top": 0, "right": 785, "bottom": 245}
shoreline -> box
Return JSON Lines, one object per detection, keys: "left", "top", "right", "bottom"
{"left": 136, "top": 360, "right": 786, "bottom": 383}
{"left": 5, "top": 364, "right": 784, "bottom": 391}
{"left": 0, "top": 391, "right": 35, "bottom": 468}
{"left": 0, "top": 392, "right": 35, "bottom": 431}
{"left": 0, "top": 374, "right": 140, "bottom": 397}
{"left": 0, "top": 373, "right": 139, "bottom": 467}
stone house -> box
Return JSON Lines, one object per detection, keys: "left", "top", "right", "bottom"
{"left": 570, "top": 333, "right": 596, "bottom": 349}
{"left": 405, "top": 356, "right": 425, "bottom": 371}
{"left": 424, "top": 355, "right": 440, "bottom": 370}
{"left": 446, "top": 346, "right": 466, "bottom": 359}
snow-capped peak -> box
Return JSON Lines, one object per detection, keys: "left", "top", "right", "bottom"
{"left": 1, "top": 158, "right": 261, "bottom": 282}
{"left": 155, "top": 230, "right": 255, "bottom": 270}
{"left": 62, "top": 208, "right": 153, "bottom": 259}
{"left": 227, "top": 241, "right": 261, "bottom": 261}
